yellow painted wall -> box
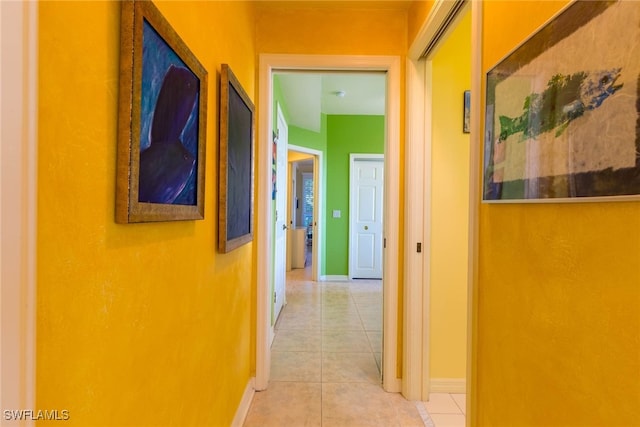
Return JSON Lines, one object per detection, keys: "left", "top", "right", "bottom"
{"left": 37, "top": 1, "right": 255, "bottom": 425}
{"left": 475, "top": 1, "right": 640, "bottom": 425}
{"left": 429, "top": 7, "right": 470, "bottom": 381}
{"left": 256, "top": 1, "right": 408, "bottom": 376}
{"left": 288, "top": 151, "right": 314, "bottom": 163}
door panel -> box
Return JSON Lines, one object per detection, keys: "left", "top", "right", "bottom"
{"left": 356, "top": 234, "right": 376, "bottom": 269}
{"left": 351, "top": 158, "right": 384, "bottom": 279}
{"left": 274, "top": 105, "right": 288, "bottom": 330}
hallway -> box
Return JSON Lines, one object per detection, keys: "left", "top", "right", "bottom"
{"left": 243, "top": 264, "right": 466, "bottom": 426}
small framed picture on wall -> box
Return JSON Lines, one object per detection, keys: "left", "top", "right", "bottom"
{"left": 463, "top": 90, "right": 471, "bottom": 134}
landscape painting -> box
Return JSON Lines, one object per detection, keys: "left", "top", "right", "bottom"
{"left": 483, "top": 1, "right": 640, "bottom": 202}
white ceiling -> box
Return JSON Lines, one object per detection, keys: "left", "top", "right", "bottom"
{"left": 275, "top": 72, "right": 386, "bottom": 132}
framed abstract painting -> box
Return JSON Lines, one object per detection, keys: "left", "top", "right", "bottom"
{"left": 218, "top": 64, "right": 255, "bottom": 253}
{"left": 116, "top": 0, "right": 208, "bottom": 222}
{"left": 483, "top": 0, "right": 640, "bottom": 202}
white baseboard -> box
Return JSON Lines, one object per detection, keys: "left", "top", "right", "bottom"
{"left": 429, "top": 378, "right": 466, "bottom": 394}
{"left": 231, "top": 377, "right": 255, "bottom": 427}
{"left": 321, "top": 275, "right": 349, "bottom": 281}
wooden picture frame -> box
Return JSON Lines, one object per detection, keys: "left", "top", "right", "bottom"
{"left": 116, "top": 0, "right": 208, "bottom": 223}
{"left": 483, "top": 1, "right": 640, "bottom": 202}
{"left": 219, "top": 64, "right": 255, "bottom": 253}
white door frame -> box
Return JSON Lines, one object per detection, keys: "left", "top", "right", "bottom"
{"left": 404, "top": 52, "right": 431, "bottom": 402}
{"left": 467, "top": 2, "right": 483, "bottom": 420}
{"left": 257, "top": 54, "right": 401, "bottom": 392}
{"left": 348, "top": 153, "right": 384, "bottom": 280}
{"left": 288, "top": 143, "right": 323, "bottom": 282}
{"left": 1, "top": 1, "right": 38, "bottom": 423}
{"left": 286, "top": 161, "right": 295, "bottom": 272}
{"left": 404, "top": 0, "right": 479, "bottom": 403}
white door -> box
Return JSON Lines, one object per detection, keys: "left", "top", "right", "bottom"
{"left": 350, "top": 156, "right": 384, "bottom": 279}
{"left": 273, "top": 105, "right": 288, "bottom": 331}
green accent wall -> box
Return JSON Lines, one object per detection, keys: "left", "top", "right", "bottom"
{"left": 273, "top": 75, "right": 291, "bottom": 126}
{"left": 288, "top": 117, "right": 327, "bottom": 153}
{"left": 325, "top": 115, "right": 384, "bottom": 276}
{"left": 279, "top": 111, "right": 385, "bottom": 277}
{"left": 273, "top": 76, "right": 385, "bottom": 278}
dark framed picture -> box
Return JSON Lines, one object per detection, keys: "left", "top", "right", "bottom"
{"left": 463, "top": 90, "right": 471, "bottom": 134}
{"left": 483, "top": 1, "right": 640, "bottom": 202}
{"left": 116, "top": 0, "right": 208, "bottom": 223}
{"left": 219, "top": 64, "right": 255, "bottom": 253}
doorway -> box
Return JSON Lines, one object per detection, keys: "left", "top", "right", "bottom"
{"left": 287, "top": 150, "right": 315, "bottom": 281}
{"left": 404, "top": 0, "right": 473, "bottom": 402}
{"left": 256, "top": 54, "right": 401, "bottom": 393}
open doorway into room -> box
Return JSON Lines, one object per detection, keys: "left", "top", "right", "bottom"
{"left": 256, "top": 55, "right": 401, "bottom": 394}
{"left": 404, "top": 0, "right": 472, "bottom": 406}
{"left": 286, "top": 150, "right": 315, "bottom": 282}
{"left": 271, "top": 69, "right": 387, "bottom": 383}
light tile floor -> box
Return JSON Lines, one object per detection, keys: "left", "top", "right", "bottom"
{"left": 424, "top": 393, "right": 466, "bottom": 427}
{"left": 243, "top": 263, "right": 466, "bottom": 427}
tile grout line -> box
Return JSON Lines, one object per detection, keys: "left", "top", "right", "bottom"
{"left": 351, "top": 286, "right": 372, "bottom": 355}
{"left": 415, "top": 401, "right": 436, "bottom": 427}
{"left": 451, "top": 393, "right": 465, "bottom": 416}
{"left": 351, "top": 284, "right": 382, "bottom": 378}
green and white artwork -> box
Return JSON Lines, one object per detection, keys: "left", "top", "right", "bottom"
{"left": 484, "top": 1, "right": 640, "bottom": 201}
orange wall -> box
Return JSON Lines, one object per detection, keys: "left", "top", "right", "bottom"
{"left": 476, "top": 1, "right": 640, "bottom": 425}
{"left": 37, "top": 1, "right": 255, "bottom": 425}
{"left": 256, "top": 2, "right": 408, "bottom": 56}
{"left": 407, "top": 0, "right": 433, "bottom": 46}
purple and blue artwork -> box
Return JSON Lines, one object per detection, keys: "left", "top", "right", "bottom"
{"left": 138, "top": 19, "right": 200, "bottom": 205}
